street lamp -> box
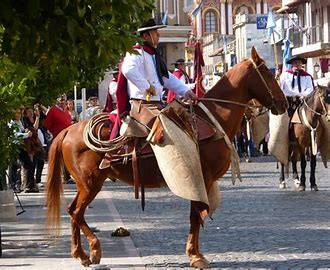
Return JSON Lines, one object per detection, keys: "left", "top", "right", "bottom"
{"left": 313, "top": 62, "right": 320, "bottom": 73}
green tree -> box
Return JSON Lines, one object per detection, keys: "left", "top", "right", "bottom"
{"left": 0, "top": 0, "right": 154, "bottom": 180}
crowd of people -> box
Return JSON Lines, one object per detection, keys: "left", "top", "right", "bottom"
{"left": 7, "top": 94, "right": 103, "bottom": 193}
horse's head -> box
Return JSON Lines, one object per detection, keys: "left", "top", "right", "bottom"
{"left": 316, "top": 82, "right": 330, "bottom": 121}
{"left": 247, "top": 47, "right": 288, "bottom": 115}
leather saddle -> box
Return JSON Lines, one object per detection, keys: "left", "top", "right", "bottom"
{"left": 99, "top": 100, "right": 217, "bottom": 170}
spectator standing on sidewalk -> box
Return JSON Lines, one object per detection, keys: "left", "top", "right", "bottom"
{"left": 45, "top": 94, "right": 73, "bottom": 184}
{"left": 67, "top": 99, "right": 79, "bottom": 124}
{"left": 8, "top": 109, "right": 38, "bottom": 193}
{"left": 45, "top": 94, "right": 72, "bottom": 138}
{"left": 22, "top": 105, "right": 46, "bottom": 189}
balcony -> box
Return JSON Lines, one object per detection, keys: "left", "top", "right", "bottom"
{"left": 292, "top": 25, "right": 330, "bottom": 58}
{"left": 282, "top": 0, "right": 310, "bottom": 7}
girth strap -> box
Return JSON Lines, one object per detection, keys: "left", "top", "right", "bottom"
{"left": 132, "top": 138, "right": 146, "bottom": 210}
{"left": 132, "top": 139, "right": 139, "bottom": 199}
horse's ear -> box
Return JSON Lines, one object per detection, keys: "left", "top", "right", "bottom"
{"left": 251, "top": 46, "right": 260, "bottom": 63}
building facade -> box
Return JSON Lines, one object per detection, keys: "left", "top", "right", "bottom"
{"left": 190, "top": 0, "right": 281, "bottom": 88}
{"left": 277, "top": 0, "right": 330, "bottom": 81}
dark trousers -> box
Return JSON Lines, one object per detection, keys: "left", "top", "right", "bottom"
{"left": 8, "top": 159, "right": 21, "bottom": 190}
{"left": 33, "top": 147, "right": 46, "bottom": 183}
{"left": 18, "top": 149, "right": 35, "bottom": 190}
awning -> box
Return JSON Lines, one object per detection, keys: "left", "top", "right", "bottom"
{"left": 276, "top": 5, "right": 298, "bottom": 14}
{"left": 209, "top": 47, "right": 224, "bottom": 57}
{"left": 292, "top": 42, "right": 330, "bottom": 58}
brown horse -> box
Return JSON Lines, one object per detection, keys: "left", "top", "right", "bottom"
{"left": 279, "top": 84, "right": 330, "bottom": 191}
{"left": 45, "top": 47, "right": 287, "bottom": 268}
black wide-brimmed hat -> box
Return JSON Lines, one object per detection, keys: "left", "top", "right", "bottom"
{"left": 171, "top": 58, "right": 187, "bottom": 65}
{"left": 137, "top": 18, "right": 166, "bottom": 32}
{"left": 286, "top": 55, "right": 307, "bottom": 65}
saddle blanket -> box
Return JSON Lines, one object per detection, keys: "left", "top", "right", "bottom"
{"left": 268, "top": 112, "right": 289, "bottom": 165}
{"left": 148, "top": 113, "right": 210, "bottom": 207}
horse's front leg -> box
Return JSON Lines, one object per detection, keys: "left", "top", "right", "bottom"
{"left": 298, "top": 153, "right": 307, "bottom": 191}
{"left": 186, "top": 201, "right": 209, "bottom": 268}
{"left": 309, "top": 154, "right": 318, "bottom": 191}
{"left": 291, "top": 159, "right": 300, "bottom": 188}
{"left": 279, "top": 163, "right": 286, "bottom": 189}
{"left": 67, "top": 194, "right": 90, "bottom": 265}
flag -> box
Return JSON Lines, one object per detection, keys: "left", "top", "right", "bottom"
{"left": 193, "top": 41, "right": 205, "bottom": 98}
{"left": 266, "top": 8, "right": 276, "bottom": 38}
{"left": 162, "top": 10, "right": 168, "bottom": 25}
{"left": 223, "top": 35, "right": 228, "bottom": 55}
{"left": 282, "top": 28, "right": 292, "bottom": 71}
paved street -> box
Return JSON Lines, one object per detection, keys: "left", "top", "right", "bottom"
{"left": 1, "top": 155, "right": 330, "bottom": 269}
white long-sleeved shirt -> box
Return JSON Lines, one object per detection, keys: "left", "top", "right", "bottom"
{"left": 121, "top": 48, "right": 189, "bottom": 101}
{"left": 280, "top": 70, "right": 314, "bottom": 97}
{"left": 109, "top": 80, "right": 118, "bottom": 103}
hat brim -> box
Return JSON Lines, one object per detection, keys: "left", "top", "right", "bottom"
{"left": 171, "top": 62, "right": 188, "bottom": 65}
{"left": 286, "top": 57, "right": 307, "bottom": 65}
{"left": 137, "top": 25, "right": 166, "bottom": 32}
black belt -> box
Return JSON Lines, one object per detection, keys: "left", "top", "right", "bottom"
{"left": 130, "top": 98, "right": 161, "bottom": 104}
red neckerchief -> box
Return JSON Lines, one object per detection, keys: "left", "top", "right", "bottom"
{"left": 133, "top": 43, "right": 156, "bottom": 55}
{"left": 286, "top": 69, "right": 311, "bottom": 76}
{"left": 173, "top": 69, "right": 183, "bottom": 79}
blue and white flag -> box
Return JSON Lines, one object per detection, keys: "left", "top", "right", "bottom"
{"left": 223, "top": 35, "right": 228, "bottom": 55}
{"left": 266, "top": 8, "right": 276, "bottom": 37}
{"left": 162, "top": 9, "right": 168, "bottom": 25}
{"left": 282, "top": 28, "right": 292, "bottom": 71}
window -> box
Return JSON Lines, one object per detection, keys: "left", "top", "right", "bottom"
{"left": 205, "top": 10, "right": 217, "bottom": 32}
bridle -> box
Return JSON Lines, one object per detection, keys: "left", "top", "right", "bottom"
{"left": 248, "top": 58, "right": 276, "bottom": 109}
{"left": 303, "top": 90, "right": 329, "bottom": 118}
{"left": 200, "top": 58, "right": 276, "bottom": 110}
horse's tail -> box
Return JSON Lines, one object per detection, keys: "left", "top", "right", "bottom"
{"left": 45, "top": 129, "right": 68, "bottom": 236}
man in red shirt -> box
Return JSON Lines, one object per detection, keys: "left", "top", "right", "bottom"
{"left": 45, "top": 94, "right": 72, "bottom": 138}
{"left": 45, "top": 94, "right": 73, "bottom": 183}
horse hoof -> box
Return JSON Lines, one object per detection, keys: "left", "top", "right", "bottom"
{"left": 279, "top": 181, "right": 287, "bottom": 189}
{"left": 79, "top": 257, "right": 92, "bottom": 267}
{"left": 311, "top": 186, "right": 319, "bottom": 191}
{"left": 190, "top": 256, "right": 210, "bottom": 268}
{"left": 90, "top": 251, "right": 101, "bottom": 265}
{"left": 298, "top": 185, "right": 306, "bottom": 192}
{"left": 294, "top": 179, "right": 300, "bottom": 188}
{"left": 245, "top": 158, "right": 251, "bottom": 163}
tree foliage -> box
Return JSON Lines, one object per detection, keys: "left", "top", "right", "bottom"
{"left": 0, "top": 0, "right": 154, "bottom": 175}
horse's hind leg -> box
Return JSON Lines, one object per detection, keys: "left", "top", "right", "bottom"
{"left": 67, "top": 193, "right": 90, "bottom": 265}
{"left": 186, "top": 201, "right": 209, "bottom": 268}
{"left": 310, "top": 154, "right": 318, "bottom": 191}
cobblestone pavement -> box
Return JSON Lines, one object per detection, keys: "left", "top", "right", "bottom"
{"left": 107, "top": 155, "right": 330, "bottom": 269}
{"left": 1, "top": 155, "right": 329, "bottom": 269}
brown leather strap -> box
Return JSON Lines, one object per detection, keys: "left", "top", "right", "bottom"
{"left": 132, "top": 138, "right": 139, "bottom": 199}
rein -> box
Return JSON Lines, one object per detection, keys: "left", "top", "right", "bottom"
{"left": 199, "top": 97, "right": 264, "bottom": 110}
{"left": 199, "top": 58, "right": 275, "bottom": 110}
{"left": 300, "top": 91, "right": 328, "bottom": 156}
{"left": 303, "top": 92, "right": 329, "bottom": 117}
